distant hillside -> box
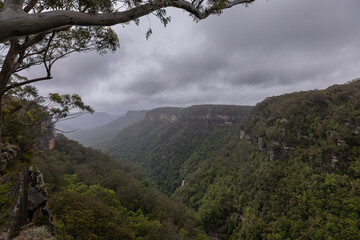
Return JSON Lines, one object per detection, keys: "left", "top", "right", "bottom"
{"left": 67, "top": 110, "right": 147, "bottom": 147}
{"left": 57, "top": 111, "right": 120, "bottom": 132}
{"left": 146, "top": 105, "right": 248, "bottom": 125}
{"left": 32, "top": 135, "right": 205, "bottom": 239}
{"left": 174, "top": 79, "right": 360, "bottom": 238}
{"left": 99, "top": 80, "right": 360, "bottom": 239}
{"left": 100, "top": 105, "right": 252, "bottom": 193}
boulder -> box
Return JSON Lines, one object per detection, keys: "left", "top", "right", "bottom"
{"left": 27, "top": 188, "right": 46, "bottom": 213}
{"left": 13, "top": 226, "right": 56, "bottom": 240}
{"left": 1, "top": 144, "right": 18, "bottom": 172}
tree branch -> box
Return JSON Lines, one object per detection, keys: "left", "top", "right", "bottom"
{"left": 0, "top": 0, "right": 254, "bottom": 43}
{"left": 4, "top": 76, "right": 52, "bottom": 92}
{"left": 54, "top": 127, "right": 81, "bottom": 134}
{"left": 43, "top": 31, "right": 55, "bottom": 77}
{"left": 170, "top": 0, "right": 254, "bottom": 19}
{"left": 23, "top": 0, "right": 38, "bottom": 13}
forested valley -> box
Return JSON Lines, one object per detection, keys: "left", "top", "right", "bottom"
{"left": 1, "top": 79, "right": 360, "bottom": 239}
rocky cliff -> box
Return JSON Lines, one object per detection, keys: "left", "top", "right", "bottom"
{"left": 0, "top": 145, "right": 55, "bottom": 240}
{"left": 146, "top": 105, "right": 252, "bottom": 126}
{"left": 0, "top": 117, "right": 56, "bottom": 239}
{"left": 240, "top": 79, "right": 360, "bottom": 173}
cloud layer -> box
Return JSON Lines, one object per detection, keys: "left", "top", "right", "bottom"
{"left": 30, "top": 0, "right": 360, "bottom": 114}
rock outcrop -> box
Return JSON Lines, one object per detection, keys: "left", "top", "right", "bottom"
{"left": 240, "top": 131, "right": 295, "bottom": 161}
{"left": 1, "top": 144, "right": 18, "bottom": 173}
{"left": 146, "top": 105, "right": 252, "bottom": 126}
{"left": 36, "top": 119, "right": 55, "bottom": 151}
{"left": 13, "top": 226, "right": 56, "bottom": 240}
{"left": 27, "top": 166, "right": 55, "bottom": 234}
{"left": 2, "top": 164, "right": 55, "bottom": 240}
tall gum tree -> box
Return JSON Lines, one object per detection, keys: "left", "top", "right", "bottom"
{"left": 0, "top": 0, "right": 254, "bottom": 154}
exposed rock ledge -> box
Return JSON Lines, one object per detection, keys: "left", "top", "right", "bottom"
{"left": 1, "top": 162, "right": 55, "bottom": 240}
{"left": 13, "top": 226, "right": 56, "bottom": 240}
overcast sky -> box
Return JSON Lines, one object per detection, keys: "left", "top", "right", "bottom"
{"left": 28, "top": 0, "right": 360, "bottom": 115}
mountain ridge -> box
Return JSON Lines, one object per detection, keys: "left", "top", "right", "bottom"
{"left": 67, "top": 110, "right": 147, "bottom": 147}
{"left": 57, "top": 111, "right": 120, "bottom": 132}
{"left": 95, "top": 79, "right": 360, "bottom": 239}
{"left": 98, "top": 104, "right": 252, "bottom": 193}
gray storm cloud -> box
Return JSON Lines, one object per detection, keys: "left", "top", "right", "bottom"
{"left": 30, "top": 0, "right": 360, "bottom": 114}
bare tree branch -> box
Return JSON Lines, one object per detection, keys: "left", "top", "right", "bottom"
{"left": 23, "top": 0, "right": 38, "bottom": 13}
{"left": 43, "top": 31, "right": 56, "bottom": 77}
{"left": 54, "top": 127, "right": 81, "bottom": 134}
{"left": 4, "top": 76, "right": 52, "bottom": 92}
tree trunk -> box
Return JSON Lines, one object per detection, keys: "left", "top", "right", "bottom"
{"left": 0, "top": 41, "right": 18, "bottom": 163}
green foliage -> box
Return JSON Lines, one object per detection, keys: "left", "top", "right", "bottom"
{"left": 96, "top": 80, "right": 360, "bottom": 238}
{"left": 52, "top": 26, "right": 120, "bottom": 55}
{"left": 2, "top": 87, "right": 46, "bottom": 151}
{"left": 0, "top": 183, "right": 11, "bottom": 228}
{"left": 6, "top": 78, "right": 360, "bottom": 239}
{"left": 50, "top": 177, "right": 134, "bottom": 239}
{"left": 173, "top": 80, "right": 360, "bottom": 238}
{"left": 20, "top": 149, "right": 34, "bottom": 163}
{"left": 100, "top": 105, "right": 251, "bottom": 194}
{"left": 0, "top": 184, "right": 10, "bottom": 206}
{"left": 2, "top": 85, "right": 93, "bottom": 152}
{"left": 33, "top": 135, "right": 205, "bottom": 239}
{"left": 48, "top": 92, "right": 94, "bottom": 120}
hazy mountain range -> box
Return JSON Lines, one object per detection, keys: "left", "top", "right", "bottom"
{"left": 65, "top": 110, "right": 147, "bottom": 146}
{"left": 56, "top": 111, "right": 120, "bottom": 132}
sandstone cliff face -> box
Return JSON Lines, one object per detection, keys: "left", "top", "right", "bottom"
{"left": 240, "top": 129, "right": 296, "bottom": 161}
{"left": 146, "top": 112, "right": 235, "bottom": 125}
{"left": 0, "top": 144, "right": 18, "bottom": 173}
{"left": 145, "top": 105, "right": 252, "bottom": 126}
{"left": 36, "top": 119, "right": 55, "bottom": 151}
{"left": 0, "top": 146, "right": 55, "bottom": 240}
{"left": 241, "top": 113, "right": 360, "bottom": 169}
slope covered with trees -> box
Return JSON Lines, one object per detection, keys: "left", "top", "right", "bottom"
{"left": 98, "top": 80, "right": 360, "bottom": 239}
{"left": 33, "top": 135, "right": 207, "bottom": 239}
{"left": 2, "top": 80, "right": 360, "bottom": 239}
{"left": 67, "top": 110, "right": 147, "bottom": 147}
{"left": 0, "top": 86, "right": 206, "bottom": 239}
{"left": 176, "top": 79, "right": 360, "bottom": 239}
{"left": 99, "top": 105, "right": 252, "bottom": 194}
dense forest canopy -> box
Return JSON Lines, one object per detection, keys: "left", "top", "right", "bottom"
{"left": 89, "top": 80, "right": 360, "bottom": 239}
{"left": 1, "top": 79, "right": 360, "bottom": 239}
{"left": 33, "top": 135, "right": 207, "bottom": 239}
